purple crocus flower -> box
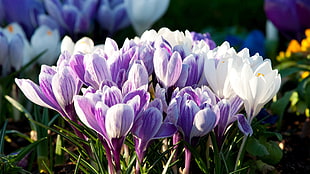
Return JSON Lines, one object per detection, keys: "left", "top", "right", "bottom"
{"left": 191, "top": 31, "right": 216, "bottom": 50}
{"left": 121, "top": 38, "right": 155, "bottom": 75}
{"left": 70, "top": 37, "right": 150, "bottom": 93}
{"left": 166, "top": 86, "right": 218, "bottom": 174}
{"left": 15, "top": 58, "right": 81, "bottom": 121}
{"left": 214, "top": 96, "right": 253, "bottom": 147}
{"left": 96, "top": 0, "right": 131, "bottom": 35}
{"left": 122, "top": 60, "right": 149, "bottom": 94}
{"left": 74, "top": 84, "right": 150, "bottom": 173}
{"left": 264, "top": 0, "right": 310, "bottom": 40}
{"left": 1, "top": 0, "right": 45, "bottom": 37}
{"left": 132, "top": 99, "right": 177, "bottom": 173}
{"left": 153, "top": 38, "right": 182, "bottom": 88}
{"left": 42, "top": 0, "right": 99, "bottom": 36}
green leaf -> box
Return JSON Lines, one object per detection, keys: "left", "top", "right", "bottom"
{"left": 262, "top": 131, "right": 282, "bottom": 141}
{"left": 5, "top": 95, "right": 36, "bottom": 131}
{"left": 162, "top": 149, "right": 176, "bottom": 174}
{"left": 12, "top": 137, "right": 47, "bottom": 163}
{"left": 0, "top": 120, "right": 8, "bottom": 154}
{"left": 270, "top": 91, "right": 294, "bottom": 129}
{"left": 261, "top": 141, "right": 283, "bottom": 165}
{"left": 245, "top": 137, "right": 269, "bottom": 157}
{"left": 55, "top": 134, "right": 64, "bottom": 165}
{"left": 5, "top": 130, "right": 33, "bottom": 143}
{"left": 279, "top": 67, "right": 302, "bottom": 78}
{"left": 271, "top": 91, "right": 293, "bottom": 117}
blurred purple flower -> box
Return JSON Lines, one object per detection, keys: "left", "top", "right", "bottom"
{"left": 42, "top": 0, "right": 99, "bottom": 36}
{"left": 96, "top": 0, "right": 131, "bottom": 35}
{"left": 191, "top": 32, "right": 216, "bottom": 50}
{"left": 264, "top": 0, "right": 310, "bottom": 40}
{"left": 225, "top": 30, "right": 265, "bottom": 56}
{"left": 1, "top": 0, "right": 45, "bottom": 37}
{"left": 0, "top": 31, "right": 24, "bottom": 76}
{"left": 0, "top": 1, "right": 4, "bottom": 23}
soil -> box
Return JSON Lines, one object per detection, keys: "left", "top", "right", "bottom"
{"left": 276, "top": 116, "right": 310, "bottom": 174}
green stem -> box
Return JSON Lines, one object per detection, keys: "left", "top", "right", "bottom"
{"left": 210, "top": 132, "right": 221, "bottom": 174}
{"left": 234, "top": 135, "right": 248, "bottom": 171}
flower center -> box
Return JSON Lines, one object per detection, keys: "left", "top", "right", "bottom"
{"left": 256, "top": 73, "right": 264, "bottom": 77}
{"left": 47, "top": 30, "right": 52, "bottom": 36}
{"left": 8, "top": 25, "right": 14, "bottom": 33}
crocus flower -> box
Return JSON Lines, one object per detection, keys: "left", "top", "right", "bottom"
{"left": 60, "top": 36, "right": 100, "bottom": 55}
{"left": 30, "top": 25, "right": 60, "bottom": 65}
{"left": 264, "top": 0, "right": 310, "bottom": 40}
{"left": 214, "top": 97, "right": 253, "bottom": 147}
{"left": 132, "top": 99, "right": 177, "bottom": 168}
{"left": 191, "top": 31, "right": 216, "bottom": 50}
{"left": 74, "top": 84, "right": 150, "bottom": 173}
{"left": 124, "top": 0, "right": 170, "bottom": 35}
{"left": 42, "top": 0, "right": 99, "bottom": 36}
{"left": 15, "top": 61, "right": 81, "bottom": 121}
{"left": 0, "top": 30, "right": 24, "bottom": 76}
{"left": 166, "top": 86, "right": 218, "bottom": 174}
{"left": 1, "top": 0, "right": 45, "bottom": 37}
{"left": 229, "top": 58, "right": 281, "bottom": 122}
{"left": 153, "top": 40, "right": 182, "bottom": 88}
{"left": 204, "top": 42, "right": 238, "bottom": 99}
{"left": 2, "top": 23, "right": 32, "bottom": 66}
{"left": 69, "top": 37, "right": 148, "bottom": 91}
{"left": 96, "top": 0, "right": 131, "bottom": 35}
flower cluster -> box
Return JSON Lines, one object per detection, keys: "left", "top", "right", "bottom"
{"left": 16, "top": 27, "right": 280, "bottom": 173}
{"left": 0, "top": 23, "right": 59, "bottom": 76}
{"left": 0, "top": 0, "right": 170, "bottom": 76}
{"left": 273, "top": 28, "right": 310, "bottom": 118}
{"left": 277, "top": 29, "right": 310, "bottom": 62}
{"left": 0, "top": 0, "right": 170, "bottom": 37}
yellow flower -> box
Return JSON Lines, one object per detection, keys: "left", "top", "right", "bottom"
{"left": 301, "top": 29, "right": 310, "bottom": 52}
{"left": 277, "top": 29, "right": 310, "bottom": 61}
{"left": 287, "top": 40, "right": 301, "bottom": 53}
{"left": 301, "top": 71, "right": 310, "bottom": 79}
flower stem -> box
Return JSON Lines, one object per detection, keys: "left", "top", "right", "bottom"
{"left": 210, "top": 132, "right": 221, "bottom": 174}
{"left": 183, "top": 147, "right": 192, "bottom": 174}
{"left": 234, "top": 135, "right": 248, "bottom": 171}
{"left": 100, "top": 138, "right": 114, "bottom": 174}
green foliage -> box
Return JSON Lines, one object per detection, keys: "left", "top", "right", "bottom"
{"left": 244, "top": 122, "right": 283, "bottom": 173}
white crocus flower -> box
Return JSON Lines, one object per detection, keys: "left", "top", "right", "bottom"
{"left": 31, "top": 25, "right": 60, "bottom": 65}
{"left": 61, "top": 36, "right": 95, "bottom": 55}
{"left": 230, "top": 59, "right": 281, "bottom": 123}
{"left": 139, "top": 27, "right": 193, "bottom": 56}
{"left": 204, "top": 42, "right": 238, "bottom": 99}
{"left": 125, "top": 0, "right": 170, "bottom": 35}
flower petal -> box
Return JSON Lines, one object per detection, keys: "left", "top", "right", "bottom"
{"left": 190, "top": 108, "right": 217, "bottom": 140}
{"left": 105, "top": 104, "right": 134, "bottom": 139}
{"left": 15, "top": 78, "right": 53, "bottom": 110}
